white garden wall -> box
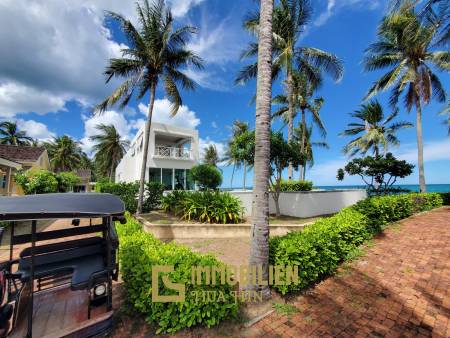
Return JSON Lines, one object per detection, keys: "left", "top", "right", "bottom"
{"left": 229, "top": 189, "right": 367, "bottom": 218}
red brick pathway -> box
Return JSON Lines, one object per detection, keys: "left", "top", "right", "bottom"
{"left": 248, "top": 207, "right": 450, "bottom": 338}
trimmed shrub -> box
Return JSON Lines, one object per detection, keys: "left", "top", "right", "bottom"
{"left": 162, "top": 191, "right": 244, "bottom": 223}
{"left": 189, "top": 164, "right": 222, "bottom": 190}
{"left": 279, "top": 180, "right": 313, "bottom": 192}
{"left": 270, "top": 208, "right": 370, "bottom": 294}
{"left": 96, "top": 181, "right": 165, "bottom": 213}
{"left": 143, "top": 182, "right": 165, "bottom": 211}
{"left": 117, "top": 215, "right": 238, "bottom": 334}
{"left": 440, "top": 192, "right": 450, "bottom": 205}
{"left": 96, "top": 181, "right": 139, "bottom": 213}
{"left": 269, "top": 193, "right": 443, "bottom": 295}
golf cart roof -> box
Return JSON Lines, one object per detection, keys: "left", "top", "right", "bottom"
{"left": 0, "top": 193, "right": 125, "bottom": 221}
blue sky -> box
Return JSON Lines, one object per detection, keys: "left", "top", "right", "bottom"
{"left": 0, "top": 0, "right": 448, "bottom": 187}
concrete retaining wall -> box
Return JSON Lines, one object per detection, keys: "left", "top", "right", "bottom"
{"left": 229, "top": 189, "right": 367, "bottom": 217}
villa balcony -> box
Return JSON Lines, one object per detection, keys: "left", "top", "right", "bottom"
{"left": 153, "top": 145, "right": 192, "bottom": 160}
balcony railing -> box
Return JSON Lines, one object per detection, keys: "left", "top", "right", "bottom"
{"left": 154, "top": 145, "right": 192, "bottom": 159}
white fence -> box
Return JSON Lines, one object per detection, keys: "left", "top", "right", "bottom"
{"left": 229, "top": 189, "right": 367, "bottom": 218}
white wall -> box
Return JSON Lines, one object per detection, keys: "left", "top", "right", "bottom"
{"left": 229, "top": 190, "right": 367, "bottom": 218}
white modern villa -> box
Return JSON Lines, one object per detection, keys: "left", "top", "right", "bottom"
{"left": 115, "top": 122, "right": 199, "bottom": 190}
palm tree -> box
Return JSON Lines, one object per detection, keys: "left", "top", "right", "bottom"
{"left": 203, "top": 144, "right": 219, "bottom": 167}
{"left": 294, "top": 123, "right": 328, "bottom": 180}
{"left": 237, "top": 0, "right": 343, "bottom": 179}
{"left": 44, "top": 135, "right": 83, "bottom": 172}
{"left": 341, "top": 100, "right": 413, "bottom": 157}
{"left": 224, "top": 120, "right": 250, "bottom": 188}
{"left": 363, "top": 5, "right": 448, "bottom": 192}
{"left": 248, "top": 0, "right": 274, "bottom": 300}
{"left": 439, "top": 101, "right": 449, "bottom": 135}
{"left": 90, "top": 124, "right": 129, "bottom": 182}
{"left": 95, "top": 0, "right": 203, "bottom": 213}
{"left": 272, "top": 71, "right": 325, "bottom": 179}
{"left": 0, "top": 121, "right": 32, "bottom": 145}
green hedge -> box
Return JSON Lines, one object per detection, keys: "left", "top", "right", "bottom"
{"left": 270, "top": 193, "right": 442, "bottom": 295}
{"left": 439, "top": 192, "right": 450, "bottom": 205}
{"left": 278, "top": 180, "right": 313, "bottom": 192}
{"left": 117, "top": 215, "right": 238, "bottom": 334}
{"left": 161, "top": 191, "right": 244, "bottom": 224}
{"left": 96, "top": 181, "right": 164, "bottom": 213}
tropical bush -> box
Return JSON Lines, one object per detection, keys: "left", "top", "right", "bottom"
{"left": 14, "top": 170, "right": 59, "bottom": 194}
{"left": 439, "top": 192, "right": 450, "bottom": 205}
{"left": 117, "top": 215, "right": 238, "bottom": 333}
{"left": 270, "top": 193, "right": 443, "bottom": 295}
{"left": 279, "top": 180, "right": 313, "bottom": 192}
{"left": 162, "top": 191, "right": 244, "bottom": 223}
{"left": 56, "top": 172, "right": 81, "bottom": 192}
{"left": 189, "top": 164, "right": 222, "bottom": 190}
{"left": 96, "top": 181, "right": 164, "bottom": 213}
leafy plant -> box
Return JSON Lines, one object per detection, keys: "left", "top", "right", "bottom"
{"left": 162, "top": 191, "right": 244, "bottom": 224}
{"left": 117, "top": 214, "right": 238, "bottom": 334}
{"left": 439, "top": 192, "right": 450, "bottom": 205}
{"left": 142, "top": 182, "right": 165, "bottom": 212}
{"left": 96, "top": 181, "right": 139, "bottom": 213}
{"left": 189, "top": 164, "right": 223, "bottom": 190}
{"left": 279, "top": 180, "right": 313, "bottom": 192}
{"left": 56, "top": 172, "right": 81, "bottom": 192}
{"left": 337, "top": 153, "right": 414, "bottom": 195}
{"left": 14, "top": 170, "right": 59, "bottom": 194}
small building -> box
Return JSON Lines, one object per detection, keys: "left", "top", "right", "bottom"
{"left": 74, "top": 169, "right": 92, "bottom": 193}
{"left": 0, "top": 145, "right": 51, "bottom": 196}
{"left": 115, "top": 122, "right": 199, "bottom": 190}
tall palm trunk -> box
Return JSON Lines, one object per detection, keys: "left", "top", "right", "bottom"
{"left": 415, "top": 98, "right": 426, "bottom": 192}
{"left": 230, "top": 164, "right": 235, "bottom": 189}
{"left": 248, "top": 0, "right": 273, "bottom": 299}
{"left": 137, "top": 82, "right": 156, "bottom": 214}
{"left": 299, "top": 108, "right": 306, "bottom": 180}
{"left": 243, "top": 161, "right": 247, "bottom": 189}
{"left": 109, "top": 161, "right": 114, "bottom": 183}
{"left": 286, "top": 67, "right": 294, "bottom": 180}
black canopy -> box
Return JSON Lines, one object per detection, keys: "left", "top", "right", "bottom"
{"left": 0, "top": 193, "right": 125, "bottom": 221}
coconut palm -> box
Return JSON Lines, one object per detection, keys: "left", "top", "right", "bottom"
{"left": 203, "top": 144, "right": 219, "bottom": 167}
{"left": 247, "top": 0, "right": 274, "bottom": 299}
{"left": 272, "top": 71, "right": 325, "bottom": 179}
{"left": 439, "top": 101, "right": 449, "bottom": 135}
{"left": 237, "top": 0, "right": 343, "bottom": 179}
{"left": 363, "top": 5, "right": 448, "bottom": 192}
{"left": 44, "top": 135, "right": 83, "bottom": 172}
{"left": 90, "top": 124, "right": 129, "bottom": 182}
{"left": 294, "top": 123, "right": 328, "bottom": 180}
{"left": 0, "top": 121, "right": 32, "bottom": 145}
{"left": 341, "top": 101, "right": 413, "bottom": 157}
{"left": 95, "top": 0, "right": 203, "bottom": 213}
{"left": 224, "top": 120, "right": 250, "bottom": 188}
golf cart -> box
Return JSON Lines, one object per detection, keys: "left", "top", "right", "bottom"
{"left": 0, "top": 193, "right": 125, "bottom": 337}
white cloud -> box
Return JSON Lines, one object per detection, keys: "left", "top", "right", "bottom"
{"left": 16, "top": 119, "right": 56, "bottom": 141}
{"left": 199, "top": 137, "right": 226, "bottom": 164}
{"left": 211, "top": 121, "right": 218, "bottom": 129}
{"left": 168, "top": 0, "right": 205, "bottom": 17}
{"left": 314, "top": 0, "right": 381, "bottom": 27}
{"left": 80, "top": 110, "right": 134, "bottom": 155}
{"left": 394, "top": 138, "right": 450, "bottom": 163}
{"left": 0, "top": 83, "right": 67, "bottom": 118}
{"left": 138, "top": 98, "right": 201, "bottom": 129}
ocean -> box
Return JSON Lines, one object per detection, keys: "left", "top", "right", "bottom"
{"left": 223, "top": 184, "right": 450, "bottom": 193}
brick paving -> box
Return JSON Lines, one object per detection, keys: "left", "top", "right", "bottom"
{"left": 249, "top": 207, "right": 450, "bottom": 338}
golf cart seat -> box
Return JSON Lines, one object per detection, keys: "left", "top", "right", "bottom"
{"left": 16, "top": 237, "right": 108, "bottom": 290}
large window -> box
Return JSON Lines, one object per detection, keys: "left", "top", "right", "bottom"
{"left": 186, "top": 169, "right": 194, "bottom": 190}
{"left": 162, "top": 168, "right": 173, "bottom": 190}
{"left": 174, "top": 169, "right": 185, "bottom": 190}
{"left": 148, "top": 168, "right": 161, "bottom": 183}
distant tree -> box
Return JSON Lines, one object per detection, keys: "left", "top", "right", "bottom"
{"left": 0, "top": 121, "right": 32, "bottom": 145}
{"left": 96, "top": 0, "right": 203, "bottom": 213}
{"left": 44, "top": 135, "right": 83, "bottom": 172}
{"left": 337, "top": 153, "right": 414, "bottom": 195}
{"left": 294, "top": 123, "right": 328, "bottom": 179}
{"left": 224, "top": 120, "right": 251, "bottom": 188}
{"left": 363, "top": 4, "right": 448, "bottom": 192}
{"left": 90, "top": 124, "right": 129, "bottom": 182}
{"left": 341, "top": 100, "right": 412, "bottom": 157}
{"left": 190, "top": 164, "right": 223, "bottom": 190}
{"left": 203, "top": 144, "right": 219, "bottom": 167}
